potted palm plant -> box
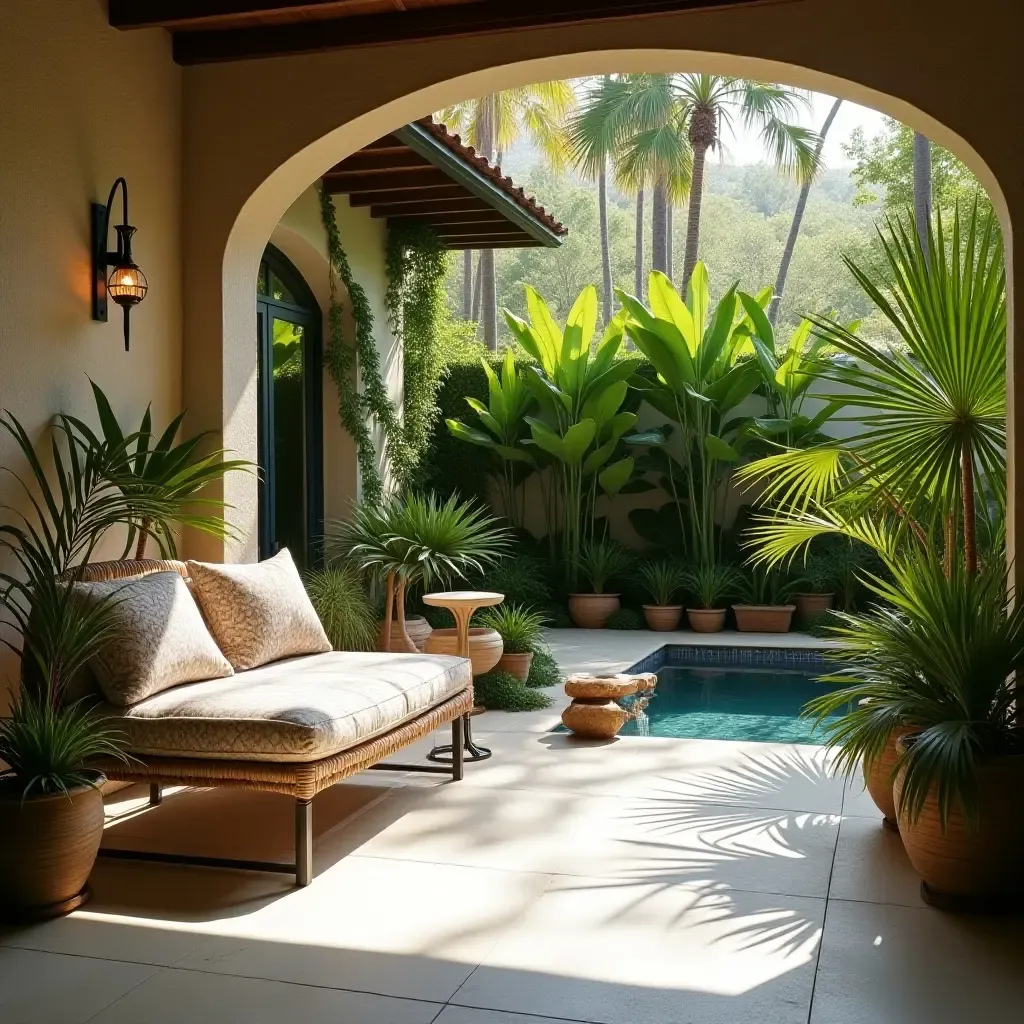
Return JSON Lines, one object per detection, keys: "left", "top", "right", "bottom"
{"left": 733, "top": 565, "right": 797, "bottom": 632}
{"left": 805, "top": 556, "right": 1024, "bottom": 908}
{"left": 336, "top": 492, "right": 510, "bottom": 654}
{"left": 478, "top": 603, "right": 548, "bottom": 681}
{"left": 569, "top": 539, "right": 630, "bottom": 628}
{"left": 636, "top": 559, "right": 687, "bottom": 631}
{"left": 683, "top": 564, "right": 741, "bottom": 633}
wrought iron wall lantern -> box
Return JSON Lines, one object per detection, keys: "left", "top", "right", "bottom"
{"left": 91, "top": 177, "right": 148, "bottom": 350}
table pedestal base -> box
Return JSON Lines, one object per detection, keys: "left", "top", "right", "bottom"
{"left": 428, "top": 714, "right": 492, "bottom": 763}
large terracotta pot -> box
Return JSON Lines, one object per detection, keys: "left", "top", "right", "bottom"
{"left": 686, "top": 608, "right": 726, "bottom": 633}
{"left": 642, "top": 605, "right": 683, "bottom": 631}
{"left": 0, "top": 776, "right": 105, "bottom": 921}
{"left": 379, "top": 614, "right": 432, "bottom": 653}
{"left": 733, "top": 604, "right": 796, "bottom": 633}
{"left": 497, "top": 651, "right": 534, "bottom": 682}
{"left": 861, "top": 720, "right": 915, "bottom": 830}
{"left": 793, "top": 592, "right": 835, "bottom": 625}
{"left": 894, "top": 737, "right": 1024, "bottom": 908}
{"left": 426, "top": 626, "right": 503, "bottom": 676}
{"left": 568, "top": 593, "right": 620, "bottom": 629}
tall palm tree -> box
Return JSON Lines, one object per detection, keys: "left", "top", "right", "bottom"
{"left": 673, "top": 75, "right": 823, "bottom": 291}
{"left": 568, "top": 75, "right": 690, "bottom": 305}
{"left": 913, "top": 131, "right": 933, "bottom": 258}
{"left": 438, "top": 82, "right": 575, "bottom": 348}
{"left": 769, "top": 96, "right": 843, "bottom": 325}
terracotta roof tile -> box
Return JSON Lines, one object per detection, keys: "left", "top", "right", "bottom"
{"left": 417, "top": 117, "right": 568, "bottom": 237}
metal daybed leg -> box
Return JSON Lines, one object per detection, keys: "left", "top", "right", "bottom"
{"left": 149, "top": 783, "right": 163, "bottom": 806}
{"left": 295, "top": 799, "right": 313, "bottom": 886}
{"left": 452, "top": 715, "right": 465, "bottom": 781}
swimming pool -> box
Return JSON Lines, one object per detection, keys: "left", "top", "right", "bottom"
{"left": 574, "top": 646, "right": 846, "bottom": 745}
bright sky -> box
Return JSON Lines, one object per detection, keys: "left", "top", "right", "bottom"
{"left": 721, "top": 91, "right": 888, "bottom": 168}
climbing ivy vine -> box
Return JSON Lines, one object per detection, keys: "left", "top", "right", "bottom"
{"left": 385, "top": 221, "right": 451, "bottom": 482}
{"left": 319, "top": 185, "right": 411, "bottom": 502}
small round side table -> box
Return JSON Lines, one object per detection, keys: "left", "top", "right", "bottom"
{"left": 423, "top": 590, "right": 503, "bottom": 764}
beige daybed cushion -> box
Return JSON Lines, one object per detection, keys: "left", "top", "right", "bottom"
{"left": 99, "top": 651, "right": 471, "bottom": 762}
{"left": 186, "top": 549, "right": 331, "bottom": 671}
{"left": 72, "top": 571, "right": 234, "bottom": 706}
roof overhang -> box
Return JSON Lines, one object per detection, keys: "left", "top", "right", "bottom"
{"left": 323, "top": 120, "right": 566, "bottom": 250}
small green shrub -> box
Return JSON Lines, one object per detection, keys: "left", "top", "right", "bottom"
{"left": 605, "top": 607, "right": 645, "bottom": 630}
{"left": 526, "top": 647, "right": 563, "bottom": 689}
{"left": 305, "top": 564, "right": 378, "bottom": 651}
{"left": 484, "top": 556, "right": 552, "bottom": 608}
{"left": 802, "top": 610, "right": 843, "bottom": 638}
{"left": 474, "top": 670, "right": 554, "bottom": 711}
{"left": 543, "top": 604, "right": 574, "bottom": 629}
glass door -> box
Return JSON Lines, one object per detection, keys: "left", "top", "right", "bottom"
{"left": 256, "top": 247, "right": 323, "bottom": 569}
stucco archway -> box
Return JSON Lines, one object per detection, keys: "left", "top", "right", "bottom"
{"left": 180, "top": 18, "right": 1017, "bottom": 564}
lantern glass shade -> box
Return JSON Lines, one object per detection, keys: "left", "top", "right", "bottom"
{"left": 107, "top": 263, "right": 148, "bottom": 307}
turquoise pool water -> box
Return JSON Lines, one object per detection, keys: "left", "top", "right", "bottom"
{"left": 619, "top": 664, "right": 847, "bottom": 744}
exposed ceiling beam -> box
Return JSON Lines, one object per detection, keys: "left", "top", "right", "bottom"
{"left": 163, "top": 0, "right": 764, "bottom": 64}
{"left": 444, "top": 240, "right": 545, "bottom": 249}
{"left": 327, "top": 151, "right": 432, "bottom": 173}
{"left": 393, "top": 210, "right": 510, "bottom": 226}
{"left": 109, "top": 1, "right": 380, "bottom": 30}
{"left": 348, "top": 188, "right": 482, "bottom": 207}
{"left": 323, "top": 167, "right": 454, "bottom": 192}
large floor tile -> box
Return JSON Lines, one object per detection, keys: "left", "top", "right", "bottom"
{"left": 839, "top": 771, "right": 885, "bottom": 820}
{"left": 828, "top": 815, "right": 923, "bottom": 907}
{"left": 176, "top": 855, "right": 552, "bottom": 1003}
{"left": 810, "top": 899, "right": 1024, "bottom": 1024}
{"left": 436, "top": 1009, "right": 573, "bottom": 1024}
{"left": 0, "top": 947, "right": 156, "bottom": 1024}
{"left": 338, "top": 783, "right": 840, "bottom": 898}
{"left": 453, "top": 874, "right": 824, "bottom": 1024}
{"left": 90, "top": 966, "right": 442, "bottom": 1023}
{"left": 612, "top": 738, "right": 847, "bottom": 813}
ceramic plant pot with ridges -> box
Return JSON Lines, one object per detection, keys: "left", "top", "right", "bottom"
{"left": 497, "top": 651, "right": 534, "bottom": 682}
{"left": 0, "top": 776, "right": 105, "bottom": 921}
{"left": 380, "top": 614, "right": 432, "bottom": 653}
{"left": 686, "top": 608, "right": 726, "bottom": 633}
{"left": 793, "top": 592, "right": 835, "bottom": 625}
{"left": 426, "top": 627, "right": 503, "bottom": 676}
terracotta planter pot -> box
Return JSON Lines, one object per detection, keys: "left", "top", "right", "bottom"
{"left": 642, "top": 605, "right": 683, "bottom": 631}
{"left": 861, "top": 718, "right": 915, "bottom": 830}
{"left": 568, "top": 593, "right": 620, "bottom": 629}
{"left": 0, "top": 776, "right": 105, "bottom": 921}
{"left": 733, "top": 604, "right": 796, "bottom": 633}
{"left": 686, "top": 608, "right": 726, "bottom": 633}
{"left": 497, "top": 651, "right": 534, "bottom": 682}
{"left": 894, "top": 738, "right": 1024, "bottom": 908}
{"left": 379, "top": 614, "right": 432, "bottom": 653}
{"left": 426, "top": 626, "right": 503, "bottom": 676}
{"left": 793, "top": 592, "right": 835, "bottom": 625}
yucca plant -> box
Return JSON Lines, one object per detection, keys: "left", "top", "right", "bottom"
{"left": 65, "top": 379, "right": 250, "bottom": 560}
{"left": 304, "top": 563, "right": 378, "bottom": 652}
{"left": 804, "top": 553, "right": 1023, "bottom": 830}
{"left": 735, "top": 564, "right": 798, "bottom": 606}
{"left": 683, "top": 563, "right": 742, "bottom": 609}
{"left": 636, "top": 559, "right": 688, "bottom": 606}
{"left": 478, "top": 603, "right": 548, "bottom": 654}
{"left": 334, "top": 492, "right": 511, "bottom": 651}
{"left": 575, "top": 539, "right": 630, "bottom": 594}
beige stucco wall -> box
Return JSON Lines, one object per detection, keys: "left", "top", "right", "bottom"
{"left": 269, "top": 186, "right": 403, "bottom": 543}
{"left": 0, "top": 0, "right": 182, "bottom": 707}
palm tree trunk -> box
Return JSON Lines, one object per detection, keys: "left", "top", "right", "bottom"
{"left": 134, "top": 517, "right": 151, "bottom": 560}
{"left": 681, "top": 143, "right": 709, "bottom": 291}
{"left": 770, "top": 97, "right": 842, "bottom": 326}
{"left": 634, "top": 189, "right": 645, "bottom": 297}
{"left": 913, "top": 132, "right": 932, "bottom": 261}
{"left": 480, "top": 249, "right": 497, "bottom": 350}
{"left": 651, "top": 181, "right": 667, "bottom": 274}
{"left": 666, "top": 202, "right": 674, "bottom": 281}
{"left": 598, "top": 159, "right": 613, "bottom": 324}
{"left": 461, "top": 250, "right": 473, "bottom": 319}
{"left": 381, "top": 571, "right": 395, "bottom": 652}
{"left": 472, "top": 257, "right": 482, "bottom": 322}
{"left": 962, "top": 442, "right": 977, "bottom": 574}
{"left": 394, "top": 577, "right": 417, "bottom": 653}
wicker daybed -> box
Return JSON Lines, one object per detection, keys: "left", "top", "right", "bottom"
{"left": 75, "top": 558, "right": 473, "bottom": 886}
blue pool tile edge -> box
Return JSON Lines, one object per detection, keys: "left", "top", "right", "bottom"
{"left": 625, "top": 644, "right": 834, "bottom": 675}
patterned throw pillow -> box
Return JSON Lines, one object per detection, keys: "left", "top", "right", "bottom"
{"left": 185, "top": 549, "right": 332, "bottom": 671}
{"left": 73, "top": 571, "right": 234, "bottom": 707}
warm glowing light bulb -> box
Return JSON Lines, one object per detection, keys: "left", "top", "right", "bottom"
{"left": 119, "top": 271, "right": 135, "bottom": 287}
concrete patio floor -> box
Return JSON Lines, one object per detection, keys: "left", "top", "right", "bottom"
{"left": 2, "top": 629, "right": 1023, "bottom": 1023}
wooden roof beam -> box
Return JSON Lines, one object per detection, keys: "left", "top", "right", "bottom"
{"left": 323, "top": 168, "right": 455, "bottom": 192}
